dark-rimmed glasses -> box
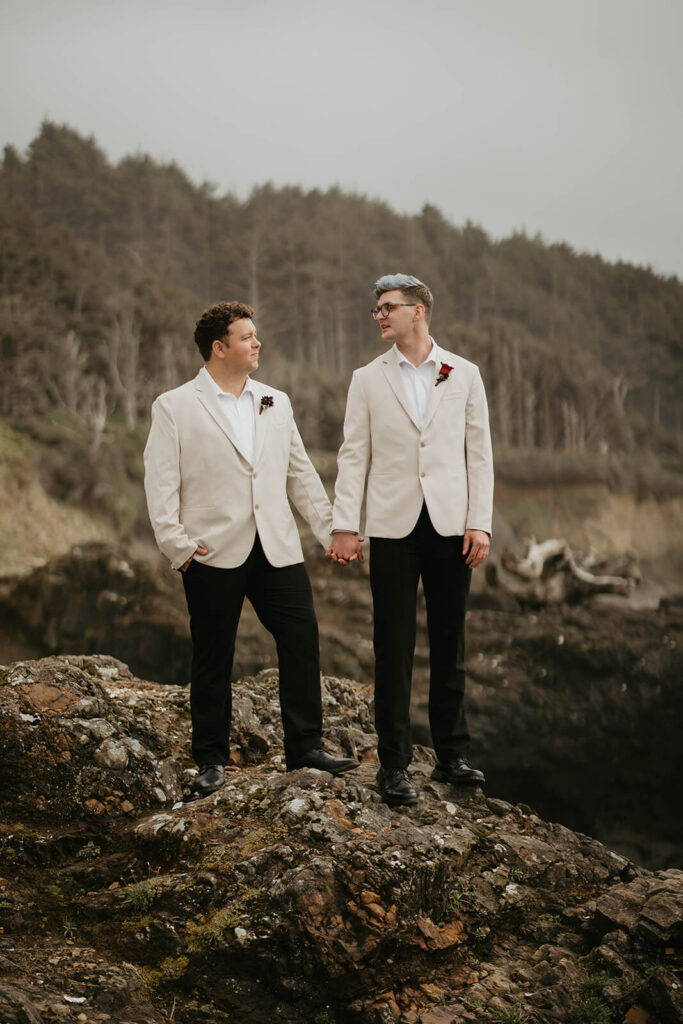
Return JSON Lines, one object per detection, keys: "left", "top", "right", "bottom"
{"left": 371, "top": 302, "right": 418, "bottom": 320}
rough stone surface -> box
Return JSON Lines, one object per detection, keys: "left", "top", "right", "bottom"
{"left": 0, "top": 543, "right": 194, "bottom": 685}
{"left": 1, "top": 655, "right": 682, "bottom": 1023}
{"left": 0, "top": 655, "right": 185, "bottom": 822}
{"left": 427, "top": 602, "right": 683, "bottom": 869}
{"left": 0, "top": 541, "right": 377, "bottom": 687}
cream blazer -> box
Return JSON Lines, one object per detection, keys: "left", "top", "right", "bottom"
{"left": 144, "top": 371, "right": 333, "bottom": 570}
{"left": 332, "top": 344, "right": 494, "bottom": 538}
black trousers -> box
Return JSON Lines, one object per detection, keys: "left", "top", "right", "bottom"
{"left": 181, "top": 535, "right": 323, "bottom": 768}
{"left": 369, "top": 503, "right": 472, "bottom": 769}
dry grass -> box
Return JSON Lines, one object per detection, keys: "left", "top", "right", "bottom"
{"left": 0, "top": 422, "right": 114, "bottom": 577}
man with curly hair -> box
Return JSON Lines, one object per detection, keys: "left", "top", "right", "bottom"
{"left": 144, "top": 301, "right": 358, "bottom": 796}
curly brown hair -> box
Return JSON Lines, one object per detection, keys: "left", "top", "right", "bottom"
{"left": 194, "top": 301, "right": 255, "bottom": 361}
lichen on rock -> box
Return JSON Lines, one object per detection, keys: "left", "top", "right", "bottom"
{"left": 0, "top": 654, "right": 681, "bottom": 1023}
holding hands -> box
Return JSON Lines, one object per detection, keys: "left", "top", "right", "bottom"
{"left": 326, "top": 532, "right": 364, "bottom": 567}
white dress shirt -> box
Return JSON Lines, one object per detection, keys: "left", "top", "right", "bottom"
{"left": 394, "top": 338, "right": 438, "bottom": 429}
{"left": 200, "top": 364, "right": 255, "bottom": 464}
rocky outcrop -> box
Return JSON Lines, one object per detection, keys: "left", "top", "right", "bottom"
{"left": 0, "top": 656, "right": 185, "bottom": 824}
{"left": 0, "top": 545, "right": 192, "bottom": 685}
{"left": 1, "top": 655, "right": 681, "bottom": 1023}
{"left": 3, "top": 544, "right": 683, "bottom": 873}
{"left": 452, "top": 602, "right": 683, "bottom": 870}
{"left": 0, "top": 542, "right": 376, "bottom": 687}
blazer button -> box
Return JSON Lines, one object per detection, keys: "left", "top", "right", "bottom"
{"left": 254, "top": 503, "right": 260, "bottom": 510}
{"left": 420, "top": 441, "right": 426, "bottom": 447}
{"left": 420, "top": 472, "right": 426, "bottom": 478}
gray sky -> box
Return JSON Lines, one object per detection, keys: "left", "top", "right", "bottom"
{"left": 2, "top": 0, "right": 682, "bottom": 279}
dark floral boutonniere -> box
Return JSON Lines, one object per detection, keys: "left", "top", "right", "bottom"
{"left": 435, "top": 362, "right": 453, "bottom": 387}
{"left": 259, "top": 395, "right": 274, "bottom": 415}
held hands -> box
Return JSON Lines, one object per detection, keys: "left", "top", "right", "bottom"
{"left": 326, "top": 532, "right": 364, "bottom": 567}
{"left": 180, "top": 545, "right": 208, "bottom": 572}
{"left": 463, "top": 529, "right": 490, "bottom": 569}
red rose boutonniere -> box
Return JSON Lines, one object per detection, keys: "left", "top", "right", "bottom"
{"left": 435, "top": 362, "right": 453, "bottom": 387}
{"left": 259, "top": 395, "right": 274, "bottom": 415}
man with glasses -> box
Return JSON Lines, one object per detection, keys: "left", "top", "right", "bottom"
{"left": 327, "top": 274, "right": 493, "bottom": 805}
{"left": 144, "top": 301, "right": 359, "bottom": 797}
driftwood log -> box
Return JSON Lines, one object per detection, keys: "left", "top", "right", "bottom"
{"left": 492, "top": 536, "right": 640, "bottom": 605}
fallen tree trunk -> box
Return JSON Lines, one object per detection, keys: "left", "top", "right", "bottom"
{"left": 497, "top": 537, "right": 639, "bottom": 604}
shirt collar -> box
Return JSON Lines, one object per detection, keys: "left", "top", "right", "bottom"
{"left": 393, "top": 337, "right": 438, "bottom": 369}
{"left": 200, "top": 364, "right": 254, "bottom": 397}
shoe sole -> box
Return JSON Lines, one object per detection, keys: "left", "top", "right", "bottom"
{"left": 380, "top": 792, "right": 419, "bottom": 806}
{"left": 328, "top": 762, "right": 360, "bottom": 776}
{"left": 286, "top": 761, "right": 360, "bottom": 775}
{"left": 192, "top": 780, "right": 226, "bottom": 797}
{"left": 378, "top": 786, "right": 419, "bottom": 806}
{"left": 431, "top": 769, "right": 485, "bottom": 785}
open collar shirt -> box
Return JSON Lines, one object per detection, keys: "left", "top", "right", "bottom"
{"left": 393, "top": 337, "right": 438, "bottom": 430}
{"left": 200, "top": 364, "right": 256, "bottom": 465}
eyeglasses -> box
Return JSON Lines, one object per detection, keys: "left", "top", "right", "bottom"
{"left": 371, "top": 302, "right": 418, "bottom": 320}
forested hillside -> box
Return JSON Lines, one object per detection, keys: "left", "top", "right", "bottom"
{"left": 1, "top": 121, "right": 682, "bottom": 527}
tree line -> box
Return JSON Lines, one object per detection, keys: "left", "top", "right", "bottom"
{"left": 1, "top": 121, "right": 681, "bottom": 475}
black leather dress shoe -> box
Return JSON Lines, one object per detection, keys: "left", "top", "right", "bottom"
{"left": 193, "top": 764, "right": 225, "bottom": 796}
{"left": 431, "top": 757, "right": 485, "bottom": 785}
{"left": 377, "top": 767, "right": 418, "bottom": 806}
{"left": 288, "top": 749, "right": 359, "bottom": 775}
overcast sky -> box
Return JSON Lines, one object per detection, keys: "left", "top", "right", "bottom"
{"left": 2, "top": 0, "right": 682, "bottom": 280}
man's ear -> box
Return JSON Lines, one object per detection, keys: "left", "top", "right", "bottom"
{"left": 211, "top": 338, "right": 226, "bottom": 358}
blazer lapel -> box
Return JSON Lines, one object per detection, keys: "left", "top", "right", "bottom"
{"left": 380, "top": 349, "right": 421, "bottom": 431}
{"left": 422, "top": 347, "right": 453, "bottom": 433}
{"left": 193, "top": 371, "right": 252, "bottom": 463}
{"left": 250, "top": 380, "right": 272, "bottom": 467}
